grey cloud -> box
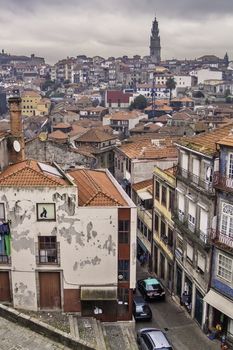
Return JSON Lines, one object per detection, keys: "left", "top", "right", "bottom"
{"left": 0, "top": 0, "right": 232, "bottom": 63}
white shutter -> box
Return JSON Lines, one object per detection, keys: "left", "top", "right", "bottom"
{"left": 0, "top": 203, "right": 5, "bottom": 220}
{"left": 214, "top": 158, "right": 219, "bottom": 172}
{"left": 178, "top": 193, "right": 185, "bottom": 212}
{"left": 197, "top": 252, "right": 205, "bottom": 271}
{"left": 182, "top": 153, "right": 188, "bottom": 170}
{"left": 193, "top": 158, "right": 200, "bottom": 177}
{"left": 200, "top": 209, "right": 208, "bottom": 234}
{"left": 186, "top": 243, "right": 193, "bottom": 261}
{"left": 188, "top": 201, "right": 196, "bottom": 218}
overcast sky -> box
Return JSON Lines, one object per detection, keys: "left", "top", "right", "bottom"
{"left": 0, "top": 0, "right": 232, "bottom": 64}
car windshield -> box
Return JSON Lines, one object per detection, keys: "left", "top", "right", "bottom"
{"left": 136, "top": 305, "right": 150, "bottom": 312}
{"left": 146, "top": 283, "right": 160, "bottom": 291}
{"left": 136, "top": 305, "right": 144, "bottom": 312}
{"left": 157, "top": 348, "right": 172, "bottom": 350}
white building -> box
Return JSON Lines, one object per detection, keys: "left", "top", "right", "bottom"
{"left": 197, "top": 69, "right": 223, "bottom": 85}
{"left": 0, "top": 160, "right": 136, "bottom": 322}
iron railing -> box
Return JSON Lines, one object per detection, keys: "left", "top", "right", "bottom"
{"left": 173, "top": 211, "right": 210, "bottom": 247}
{"left": 0, "top": 255, "right": 11, "bottom": 264}
{"left": 213, "top": 172, "right": 233, "bottom": 192}
{"left": 177, "top": 166, "right": 214, "bottom": 194}
{"left": 212, "top": 230, "right": 233, "bottom": 249}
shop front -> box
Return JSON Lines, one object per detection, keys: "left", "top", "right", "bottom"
{"left": 204, "top": 289, "right": 233, "bottom": 344}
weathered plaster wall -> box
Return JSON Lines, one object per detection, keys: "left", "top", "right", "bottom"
{"left": 0, "top": 184, "right": 137, "bottom": 310}
{"left": 25, "top": 138, "right": 94, "bottom": 169}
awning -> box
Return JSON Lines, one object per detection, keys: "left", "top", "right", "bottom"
{"left": 204, "top": 289, "right": 233, "bottom": 320}
{"left": 138, "top": 191, "right": 152, "bottom": 201}
{"left": 81, "top": 286, "right": 117, "bottom": 301}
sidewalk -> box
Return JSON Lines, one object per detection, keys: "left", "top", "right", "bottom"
{"left": 136, "top": 261, "right": 220, "bottom": 350}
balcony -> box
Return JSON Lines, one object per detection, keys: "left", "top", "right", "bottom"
{"left": 0, "top": 255, "right": 11, "bottom": 265}
{"left": 212, "top": 230, "right": 233, "bottom": 249}
{"left": 173, "top": 212, "right": 211, "bottom": 248}
{"left": 36, "top": 242, "right": 60, "bottom": 265}
{"left": 213, "top": 172, "right": 233, "bottom": 192}
{"left": 177, "top": 166, "right": 214, "bottom": 195}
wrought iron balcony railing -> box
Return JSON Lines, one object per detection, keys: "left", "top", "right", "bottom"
{"left": 177, "top": 166, "right": 214, "bottom": 194}
{"left": 0, "top": 255, "right": 11, "bottom": 264}
{"left": 173, "top": 211, "right": 210, "bottom": 247}
{"left": 212, "top": 230, "right": 233, "bottom": 249}
{"left": 213, "top": 172, "right": 233, "bottom": 192}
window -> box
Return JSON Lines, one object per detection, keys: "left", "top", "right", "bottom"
{"left": 161, "top": 186, "right": 167, "bottom": 207}
{"left": 197, "top": 252, "right": 205, "bottom": 274}
{"left": 161, "top": 220, "right": 166, "bottom": 237}
{"left": 199, "top": 208, "right": 208, "bottom": 242}
{"left": 155, "top": 181, "right": 160, "bottom": 199}
{"left": 186, "top": 243, "right": 193, "bottom": 262}
{"left": 118, "top": 260, "right": 129, "bottom": 281}
{"left": 221, "top": 203, "right": 233, "bottom": 238}
{"left": 38, "top": 236, "right": 58, "bottom": 264}
{"left": 188, "top": 201, "right": 196, "bottom": 232}
{"left": 217, "top": 253, "right": 232, "bottom": 282}
{"left": 178, "top": 192, "right": 185, "bottom": 221}
{"left": 118, "top": 288, "right": 129, "bottom": 312}
{"left": 0, "top": 203, "right": 5, "bottom": 221}
{"left": 228, "top": 153, "right": 233, "bottom": 178}
{"left": 118, "top": 220, "right": 130, "bottom": 244}
{"left": 154, "top": 214, "right": 159, "bottom": 232}
{"left": 168, "top": 227, "right": 173, "bottom": 247}
{"left": 169, "top": 190, "right": 174, "bottom": 212}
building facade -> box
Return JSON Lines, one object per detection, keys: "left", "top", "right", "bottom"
{"left": 153, "top": 166, "right": 176, "bottom": 292}
{"left": 204, "top": 135, "right": 233, "bottom": 343}
{"left": 0, "top": 161, "right": 137, "bottom": 322}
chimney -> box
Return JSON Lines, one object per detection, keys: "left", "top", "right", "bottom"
{"left": 8, "top": 95, "right": 25, "bottom": 163}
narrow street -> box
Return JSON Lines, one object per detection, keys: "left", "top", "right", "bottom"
{"left": 135, "top": 262, "right": 220, "bottom": 350}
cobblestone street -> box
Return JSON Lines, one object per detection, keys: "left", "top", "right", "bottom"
{"left": 0, "top": 316, "right": 70, "bottom": 350}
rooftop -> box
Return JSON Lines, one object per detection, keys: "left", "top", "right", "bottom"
{"left": 118, "top": 138, "right": 178, "bottom": 160}
{"left": 176, "top": 123, "right": 233, "bottom": 156}
{"left": 0, "top": 160, "right": 70, "bottom": 187}
{"left": 69, "top": 169, "right": 127, "bottom": 206}
{"left": 106, "top": 111, "right": 145, "bottom": 121}
{"left": 75, "top": 129, "right": 117, "bottom": 143}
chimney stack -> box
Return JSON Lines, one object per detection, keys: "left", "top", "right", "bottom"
{"left": 8, "top": 94, "right": 25, "bottom": 163}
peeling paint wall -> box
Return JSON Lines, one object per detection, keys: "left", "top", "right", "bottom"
{"left": 0, "top": 185, "right": 137, "bottom": 310}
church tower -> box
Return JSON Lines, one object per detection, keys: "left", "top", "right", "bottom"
{"left": 150, "top": 16, "right": 161, "bottom": 64}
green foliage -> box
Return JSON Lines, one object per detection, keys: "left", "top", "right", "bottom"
{"left": 130, "top": 94, "right": 147, "bottom": 110}
{"left": 166, "top": 77, "right": 176, "bottom": 100}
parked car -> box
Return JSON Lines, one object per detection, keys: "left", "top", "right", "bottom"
{"left": 137, "top": 328, "right": 173, "bottom": 350}
{"left": 133, "top": 296, "right": 152, "bottom": 321}
{"left": 137, "top": 277, "right": 165, "bottom": 301}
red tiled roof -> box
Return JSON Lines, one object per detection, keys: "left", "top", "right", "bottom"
{"left": 106, "top": 90, "right": 133, "bottom": 103}
{"left": 0, "top": 160, "right": 69, "bottom": 187}
{"left": 69, "top": 169, "right": 127, "bottom": 206}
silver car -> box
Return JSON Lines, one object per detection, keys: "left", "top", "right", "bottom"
{"left": 137, "top": 328, "right": 173, "bottom": 350}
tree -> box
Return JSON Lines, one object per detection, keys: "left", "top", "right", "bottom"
{"left": 129, "top": 94, "right": 147, "bottom": 110}
{"left": 166, "top": 77, "right": 176, "bottom": 101}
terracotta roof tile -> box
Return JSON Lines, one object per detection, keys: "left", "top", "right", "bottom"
{"left": 69, "top": 169, "right": 127, "bottom": 206}
{"left": 176, "top": 123, "right": 233, "bottom": 156}
{"left": 0, "top": 160, "right": 69, "bottom": 187}
{"left": 132, "top": 179, "right": 153, "bottom": 191}
{"left": 76, "top": 129, "right": 117, "bottom": 143}
{"left": 106, "top": 110, "right": 144, "bottom": 121}
{"left": 118, "top": 139, "right": 178, "bottom": 160}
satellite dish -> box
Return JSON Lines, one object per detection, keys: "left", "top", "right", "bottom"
{"left": 13, "top": 140, "right": 21, "bottom": 153}
{"left": 38, "top": 132, "right": 48, "bottom": 142}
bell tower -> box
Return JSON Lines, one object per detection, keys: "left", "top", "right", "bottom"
{"left": 150, "top": 16, "right": 161, "bottom": 64}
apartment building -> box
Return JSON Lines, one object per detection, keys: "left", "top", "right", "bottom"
{"left": 204, "top": 134, "right": 233, "bottom": 343}
{"left": 21, "top": 90, "right": 42, "bottom": 117}
{"left": 173, "top": 123, "right": 233, "bottom": 329}
{"left": 153, "top": 166, "right": 176, "bottom": 292}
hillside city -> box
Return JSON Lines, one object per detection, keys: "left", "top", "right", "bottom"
{"left": 0, "top": 14, "right": 233, "bottom": 350}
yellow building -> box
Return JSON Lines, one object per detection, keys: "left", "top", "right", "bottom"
{"left": 152, "top": 166, "right": 176, "bottom": 291}
{"left": 36, "top": 98, "right": 51, "bottom": 116}
{"left": 21, "top": 90, "right": 41, "bottom": 117}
